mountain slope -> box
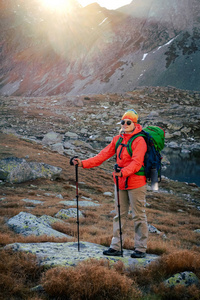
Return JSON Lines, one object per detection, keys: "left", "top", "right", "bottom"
{"left": 0, "top": 0, "right": 199, "bottom": 96}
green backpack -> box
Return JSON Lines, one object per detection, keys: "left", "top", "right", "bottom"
{"left": 115, "top": 126, "right": 165, "bottom": 181}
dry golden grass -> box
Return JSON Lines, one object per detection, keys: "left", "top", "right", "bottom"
{"left": 126, "top": 250, "right": 200, "bottom": 299}
{"left": 42, "top": 259, "right": 142, "bottom": 300}
{"left": 0, "top": 232, "right": 72, "bottom": 247}
{"left": 0, "top": 132, "right": 200, "bottom": 299}
{"left": 0, "top": 249, "right": 44, "bottom": 300}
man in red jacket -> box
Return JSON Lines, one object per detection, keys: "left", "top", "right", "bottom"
{"left": 72, "top": 109, "right": 148, "bottom": 258}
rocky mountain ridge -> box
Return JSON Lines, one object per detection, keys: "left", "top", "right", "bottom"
{"left": 1, "top": 86, "right": 199, "bottom": 150}
{"left": 0, "top": 0, "right": 200, "bottom": 96}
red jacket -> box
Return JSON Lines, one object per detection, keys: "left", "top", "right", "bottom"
{"left": 82, "top": 124, "right": 147, "bottom": 190}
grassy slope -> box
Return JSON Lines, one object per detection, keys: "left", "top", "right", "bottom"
{"left": 0, "top": 132, "right": 200, "bottom": 299}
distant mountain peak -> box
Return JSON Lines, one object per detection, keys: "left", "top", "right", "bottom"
{"left": 0, "top": 0, "right": 199, "bottom": 96}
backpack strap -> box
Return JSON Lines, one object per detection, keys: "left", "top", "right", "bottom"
{"left": 115, "top": 136, "right": 129, "bottom": 160}
{"left": 126, "top": 131, "right": 147, "bottom": 156}
{"left": 135, "top": 166, "right": 145, "bottom": 176}
{"left": 115, "top": 132, "right": 146, "bottom": 156}
{"left": 115, "top": 132, "right": 146, "bottom": 177}
{"left": 115, "top": 137, "right": 123, "bottom": 152}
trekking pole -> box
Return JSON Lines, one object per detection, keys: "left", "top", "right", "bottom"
{"left": 114, "top": 164, "right": 123, "bottom": 257}
{"left": 70, "top": 156, "right": 80, "bottom": 252}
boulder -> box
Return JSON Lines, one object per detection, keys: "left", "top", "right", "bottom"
{"left": 29, "top": 162, "right": 62, "bottom": 181}
{"left": 168, "top": 141, "right": 180, "bottom": 149}
{"left": 0, "top": 157, "right": 32, "bottom": 183}
{"left": 164, "top": 271, "right": 199, "bottom": 288}
{"left": 65, "top": 132, "right": 78, "bottom": 139}
{"left": 5, "top": 241, "right": 158, "bottom": 269}
{"left": 55, "top": 208, "right": 84, "bottom": 219}
{"left": 0, "top": 157, "right": 62, "bottom": 183}
{"left": 42, "top": 131, "right": 63, "bottom": 145}
{"left": 7, "top": 212, "right": 71, "bottom": 238}
{"left": 50, "top": 143, "right": 64, "bottom": 154}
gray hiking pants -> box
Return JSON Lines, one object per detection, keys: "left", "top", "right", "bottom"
{"left": 110, "top": 184, "right": 148, "bottom": 253}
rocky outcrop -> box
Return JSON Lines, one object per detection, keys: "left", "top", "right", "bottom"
{"left": 6, "top": 211, "right": 161, "bottom": 269}
{"left": 7, "top": 212, "right": 71, "bottom": 238}
{"left": 42, "top": 132, "right": 63, "bottom": 146}
{"left": 5, "top": 241, "right": 159, "bottom": 269}
{"left": 55, "top": 208, "right": 84, "bottom": 219}
{"left": 0, "top": 157, "right": 62, "bottom": 183}
{"left": 164, "top": 271, "right": 200, "bottom": 287}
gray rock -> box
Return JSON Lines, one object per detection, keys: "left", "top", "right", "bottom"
{"left": 194, "top": 229, "right": 200, "bottom": 234}
{"left": 148, "top": 224, "right": 166, "bottom": 239}
{"left": 56, "top": 194, "right": 64, "bottom": 199}
{"left": 42, "top": 131, "right": 63, "bottom": 145}
{"left": 147, "top": 111, "right": 159, "bottom": 118}
{"left": 164, "top": 271, "right": 199, "bottom": 287}
{"left": 65, "top": 132, "right": 78, "bottom": 139}
{"left": 191, "top": 143, "right": 200, "bottom": 151}
{"left": 5, "top": 241, "right": 158, "bottom": 269}
{"left": 55, "top": 208, "right": 84, "bottom": 219}
{"left": 168, "top": 141, "right": 180, "bottom": 149}
{"left": 39, "top": 215, "right": 65, "bottom": 226}
{"left": 103, "top": 192, "right": 113, "bottom": 197}
{"left": 148, "top": 224, "right": 161, "bottom": 234}
{"left": 7, "top": 212, "right": 71, "bottom": 238}
{"left": 63, "top": 141, "right": 75, "bottom": 149}
{"left": 22, "top": 198, "right": 44, "bottom": 205}
{"left": 60, "top": 200, "right": 100, "bottom": 207}
{"left": 81, "top": 196, "right": 92, "bottom": 200}
{"left": 0, "top": 169, "right": 9, "bottom": 180}
{"left": 0, "top": 157, "right": 33, "bottom": 183}
{"left": 105, "top": 137, "right": 113, "bottom": 142}
{"left": 0, "top": 157, "right": 62, "bottom": 183}
{"left": 50, "top": 143, "right": 64, "bottom": 154}
{"left": 28, "top": 162, "right": 62, "bottom": 181}
{"left": 64, "top": 149, "right": 76, "bottom": 156}
{"left": 72, "top": 140, "right": 94, "bottom": 150}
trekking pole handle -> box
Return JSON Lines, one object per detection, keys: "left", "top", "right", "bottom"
{"left": 70, "top": 156, "right": 79, "bottom": 166}
{"left": 114, "top": 164, "right": 121, "bottom": 173}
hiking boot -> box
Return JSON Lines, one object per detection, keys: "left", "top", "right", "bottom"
{"left": 103, "top": 247, "right": 122, "bottom": 256}
{"left": 131, "top": 250, "right": 146, "bottom": 258}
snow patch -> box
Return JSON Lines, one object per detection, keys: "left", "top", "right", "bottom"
{"left": 153, "top": 38, "right": 176, "bottom": 53}
{"left": 142, "top": 53, "right": 148, "bottom": 61}
{"left": 99, "top": 17, "right": 108, "bottom": 26}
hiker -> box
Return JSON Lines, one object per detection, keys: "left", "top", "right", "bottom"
{"left": 72, "top": 109, "right": 148, "bottom": 258}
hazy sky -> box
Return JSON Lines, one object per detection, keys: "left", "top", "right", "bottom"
{"left": 78, "top": 0, "right": 132, "bottom": 10}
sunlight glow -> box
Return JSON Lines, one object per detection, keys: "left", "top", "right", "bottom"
{"left": 78, "top": 0, "right": 132, "bottom": 10}
{"left": 40, "top": 0, "right": 132, "bottom": 12}
{"left": 41, "top": 0, "right": 70, "bottom": 12}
